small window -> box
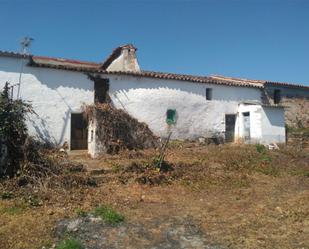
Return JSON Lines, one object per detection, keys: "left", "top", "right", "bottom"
{"left": 274, "top": 89, "right": 281, "bottom": 104}
{"left": 166, "top": 109, "right": 176, "bottom": 125}
{"left": 206, "top": 88, "right": 213, "bottom": 100}
{"left": 94, "top": 78, "right": 110, "bottom": 104}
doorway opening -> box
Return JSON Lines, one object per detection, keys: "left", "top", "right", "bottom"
{"left": 243, "top": 112, "right": 251, "bottom": 143}
{"left": 225, "top": 114, "right": 236, "bottom": 142}
{"left": 71, "top": 113, "right": 88, "bottom": 150}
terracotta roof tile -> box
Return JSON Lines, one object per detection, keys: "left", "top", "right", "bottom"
{"left": 31, "top": 56, "right": 100, "bottom": 69}
{"left": 264, "top": 81, "right": 309, "bottom": 89}
{"left": 211, "top": 75, "right": 309, "bottom": 90}
{"left": 0, "top": 50, "right": 30, "bottom": 59}
{"left": 98, "top": 70, "right": 265, "bottom": 88}
{"left": 1, "top": 49, "right": 308, "bottom": 89}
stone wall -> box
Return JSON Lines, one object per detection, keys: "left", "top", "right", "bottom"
{"left": 283, "top": 97, "right": 309, "bottom": 128}
{"left": 263, "top": 84, "right": 309, "bottom": 128}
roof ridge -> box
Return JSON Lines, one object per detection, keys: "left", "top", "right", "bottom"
{"left": 1, "top": 49, "right": 308, "bottom": 89}
{"left": 32, "top": 55, "right": 100, "bottom": 66}
{"left": 210, "top": 74, "right": 266, "bottom": 84}
{"left": 265, "top": 80, "right": 309, "bottom": 89}
{"left": 210, "top": 74, "right": 309, "bottom": 89}
{"left": 0, "top": 50, "right": 30, "bottom": 58}
{"left": 142, "top": 70, "right": 211, "bottom": 79}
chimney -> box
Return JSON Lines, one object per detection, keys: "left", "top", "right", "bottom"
{"left": 104, "top": 44, "right": 141, "bottom": 72}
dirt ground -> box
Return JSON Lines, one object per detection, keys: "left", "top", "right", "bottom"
{"left": 0, "top": 142, "right": 308, "bottom": 249}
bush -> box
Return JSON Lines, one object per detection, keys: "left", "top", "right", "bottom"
{"left": 0, "top": 83, "right": 64, "bottom": 182}
{"left": 82, "top": 103, "right": 158, "bottom": 154}
{"left": 255, "top": 144, "right": 266, "bottom": 154}
{"left": 0, "top": 83, "right": 33, "bottom": 177}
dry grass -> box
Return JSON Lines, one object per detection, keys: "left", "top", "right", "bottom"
{"left": 0, "top": 142, "right": 308, "bottom": 249}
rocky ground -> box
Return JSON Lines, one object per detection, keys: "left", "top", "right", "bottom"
{"left": 56, "top": 215, "right": 224, "bottom": 249}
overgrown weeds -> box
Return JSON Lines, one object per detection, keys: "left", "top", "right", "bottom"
{"left": 93, "top": 205, "right": 125, "bottom": 225}
{"left": 83, "top": 103, "right": 158, "bottom": 154}
{"left": 0, "top": 83, "right": 98, "bottom": 199}
{"left": 255, "top": 144, "right": 266, "bottom": 153}
{"left": 102, "top": 143, "right": 308, "bottom": 188}
{"left": 75, "top": 208, "right": 87, "bottom": 217}
{"left": 1, "top": 191, "right": 14, "bottom": 199}
{"left": 56, "top": 238, "right": 84, "bottom": 249}
{"left": 0, "top": 201, "right": 27, "bottom": 215}
{"left": 0, "top": 83, "right": 34, "bottom": 177}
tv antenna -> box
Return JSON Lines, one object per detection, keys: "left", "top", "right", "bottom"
{"left": 20, "top": 36, "right": 34, "bottom": 54}
{"left": 17, "top": 36, "right": 34, "bottom": 99}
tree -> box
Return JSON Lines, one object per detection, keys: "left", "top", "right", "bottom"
{"left": 0, "top": 82, "right": 32, "bottom": 177}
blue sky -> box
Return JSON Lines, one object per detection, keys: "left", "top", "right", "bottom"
{"left": 0, "top": 0, "right": 308, "bottom": 85}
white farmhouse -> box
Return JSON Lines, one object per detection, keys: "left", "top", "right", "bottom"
{"left": 1, "top": 44, "right": 307, "bottom": 156}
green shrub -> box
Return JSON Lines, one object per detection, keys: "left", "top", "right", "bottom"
{"left": 0, "top": 203, "right": 26, "bottom": 215}
{"left": 111, "top": 163, "right": 122, "bottom": 173}
{"left": 255, "top": 144, "right": 266, "bottom": 153}
{"left": 75, "top": 208, "right": 87, "bottom": 217}
{"left": 25, "top": 195, "right": 43, "bottom": 207}
{"left": 93, "top": 205, "right": 124, "bottom": 225}
{"left": 0, "top": 192, "right": 14, "bottom": 199}
{"left": 256, "top": 165, "right": 279, "bottom": 176}
{"left": 56, "top": 238, "right": 84, "bottom": 249}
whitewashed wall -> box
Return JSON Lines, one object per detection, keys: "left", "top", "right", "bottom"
{"left": 0, "top": 57, "right": 94, "bottom": 147}
{"left": 260, "top": 107, "right": 286, "bottom": 144}
{"left": 104, "top": 74, "right": 262, "bottom": 140}
{"left": 0, "top": 55, "right": 285, "bottom": 150}
{"left": 236, "top": 104, "right": 286, "bottom": 144}
{"left": 236, "top": 104, "right": 263, "bottom": 142}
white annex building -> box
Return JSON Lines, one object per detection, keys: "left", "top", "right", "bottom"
{"left": 0, "top": 44, "right": 301, "bottom": 155}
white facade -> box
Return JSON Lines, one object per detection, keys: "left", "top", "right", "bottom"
{"left": 236, "top": 104, "right": 285, "bottom": 144}
{"left": 0, "top": 56, "right": 94, "bottom": 147}
{"left": 0, "top": 54, "right": 286, "bottom": 155}
{"left": 106, "top": 74, "right": 262, "bottom": 140}
{"left": 261, "top": 106, "right": 286, "bottom": 143}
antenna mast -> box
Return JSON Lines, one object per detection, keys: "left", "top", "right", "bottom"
{"left": 16, "top": 36, "right": 34, "bottom": 99}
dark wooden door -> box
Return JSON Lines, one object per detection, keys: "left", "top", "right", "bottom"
{"left": 225, "top": 114, "right": 236, "bottom": 142}
{"left": 71, "top": 113, "right": 88, "bottom": 150}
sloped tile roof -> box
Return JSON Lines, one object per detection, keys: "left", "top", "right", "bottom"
{"left": 211, "top": 75, "right": 309, "bottom": 90}
{"left": 28, "top": 59, "right": 265, "bottom": 88}
{"left": 0, "top": 50, "right": 30, "bottom": 59}
{"left": 209, "top": 75, "right": 266, "bottom": 88}
{"left": 264, "top": 80, "right": 309, "bottom": 89}
{"left": 1, "top": 49, "right": 308, "bottom": 89}
{"left": 31, "top": 56, "right": 99, "bottom": 69}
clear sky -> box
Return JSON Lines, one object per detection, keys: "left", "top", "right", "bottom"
{"left": 0, "top": 0, "right": 308, "bottom": 85}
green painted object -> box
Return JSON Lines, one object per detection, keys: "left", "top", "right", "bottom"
{"left": 166, "top": 109, "right": 176, "bottom": 125}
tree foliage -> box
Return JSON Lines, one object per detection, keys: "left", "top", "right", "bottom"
{"left": 0, "top": 82, "right": 33, "bottom": 177}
